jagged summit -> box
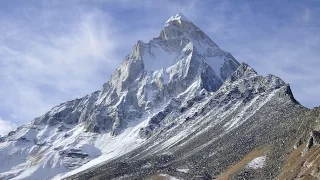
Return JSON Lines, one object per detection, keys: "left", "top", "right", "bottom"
{"left": 165, "top": 13, "right": 190, "bottom": 25}
{"left": 160, "top": 13, "right": 215, "bottom": 45}
{"left": 106, "top": 13, "right": 240, "bottom": 98}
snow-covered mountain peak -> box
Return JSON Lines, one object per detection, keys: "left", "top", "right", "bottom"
{"left": 105, "top": 13, "right": 240, "bottom": 97}
{"left": 0, "top": 14, "right": 279, "bottom": 180}
{"left": 0, "top": 12, "right": 312, "bottom": 180}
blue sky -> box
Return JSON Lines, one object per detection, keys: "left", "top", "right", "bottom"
{"left": 0, "top": 0, "right": 319, "bottom": 135}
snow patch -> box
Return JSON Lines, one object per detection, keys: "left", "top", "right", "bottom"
{"left": 141, "top": 162, "right": 152, "bottom": 169}
{"left": 246, "top": 156, "right": 266, "bottom": 169}
{"left": 176, "top": 168, "right": 189, "bottom": 173}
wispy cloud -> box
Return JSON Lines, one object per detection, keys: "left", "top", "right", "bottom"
{"left": 0, "top": 4, "right": 121, "bottom": 124}
{"left": 0, "top": 117, "right": 17, "bottom": 137}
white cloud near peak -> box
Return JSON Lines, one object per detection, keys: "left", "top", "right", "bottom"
{"left": 0, "top": 117, "right": 17, "bottom": 137}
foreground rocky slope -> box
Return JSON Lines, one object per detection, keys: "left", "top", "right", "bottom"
{"left": 0, "top": 13, "right": 319, "bottom": 180}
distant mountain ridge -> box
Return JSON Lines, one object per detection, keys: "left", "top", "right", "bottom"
{"left": 0, "top": 13, "right": 319, "bottom": 180}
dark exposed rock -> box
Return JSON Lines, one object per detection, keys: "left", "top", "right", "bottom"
{"left": 294, "top": 138, "right": 303, "bottom": 149}
{"left": 311, "top": 130, "right": 320, "bottom": 146}
{"left": 304, "top": 130, "right": 320, "bottom": 152}
{"left": 17, "top": 136, "right": 27, "bottom": 141}
{"left": 57, "top": 125, "right": 65, "bottom": 132}
{"left": 60, "top": 149, "right": 89, "bottom": 159}
{"left": 7, "top": 131, "right": 16, "bottom": 136}
{"left": 0, "top": 137, "right": 5, "bottom": 143}
{"left": 66, "top": 152, "right": 89, "bottom": 159}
